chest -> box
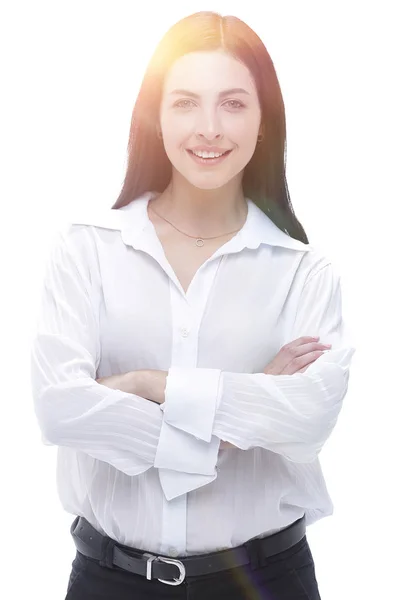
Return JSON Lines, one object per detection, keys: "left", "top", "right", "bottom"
{"left": 155, "top": 228, "right": 239, "bottom": 294}
{"left": 96, "top": 236, "right": 305, "bottom": 376}
{"left": 160, "top": 238, "right": 226, "bottom": 294}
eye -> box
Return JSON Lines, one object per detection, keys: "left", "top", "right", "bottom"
{"left": 174, "top": 99, "right": 196, "bottom": 110}
{"left": 223, "top": 99, "right": 245, "bottom": 110}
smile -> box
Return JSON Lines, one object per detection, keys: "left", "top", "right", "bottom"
{"left": 187, "top": 149, "right": 232, "bottom": 165}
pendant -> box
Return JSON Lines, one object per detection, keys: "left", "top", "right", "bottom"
{"left": 196, "top": 238, "right": 204, "bottom": 247}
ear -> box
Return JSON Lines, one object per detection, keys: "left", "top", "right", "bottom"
{"left": 257, "top": 122, "right": 265, "bottom": 143}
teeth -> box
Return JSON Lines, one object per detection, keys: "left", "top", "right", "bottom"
{"left": 192, "top": 150, "right": 226, "bottom": 159}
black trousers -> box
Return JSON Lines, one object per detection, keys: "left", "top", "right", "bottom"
{"left": 65, "top": 534, "right": 321, "bottom": 599}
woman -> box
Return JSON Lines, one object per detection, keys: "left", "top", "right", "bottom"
{"left": 31, "top": 11, "right": 355, "bottom": 600}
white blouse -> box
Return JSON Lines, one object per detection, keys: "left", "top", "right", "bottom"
{"left": 31, "top": 191, "right": 355, "bottom": 557}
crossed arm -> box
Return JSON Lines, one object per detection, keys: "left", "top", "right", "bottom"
{"left": 96, "top": 369, "right": 235, "bottom": 449}
{"left": 31, "top": 229, "right": 355, "bottom": 499}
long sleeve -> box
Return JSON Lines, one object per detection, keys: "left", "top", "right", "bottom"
{"left": 159, "top": 263, "right": 355, "bottom": 496}
{"left": 213, "top": 264, "right": 355, "bottom": 461}
{"left": 31, "top": 225, "right": 165, "bottom": 477}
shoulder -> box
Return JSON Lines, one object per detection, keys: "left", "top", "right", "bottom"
{"left": 48, "top": 208, "right": 125, "bottom": 268}
{"left": 301, "top": 245, "right": 332, "bottom": 272}
{"left": 69, "top": 208, "right": 124, "bottom": 232}
{"left": 51, "top": 209, "right": 122, "bottom": 253}
{"left": 297, "top": 245, "right": 343, "bottom": 292}
{"left": 64, "top": 191, "right": 154, "bottom": 238}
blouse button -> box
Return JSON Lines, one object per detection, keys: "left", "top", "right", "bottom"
{"left": 168, "top": 547, "right": 179, "bottom": 557}
{"left": 180, "top": 327, "right": 189, "bottom": 338}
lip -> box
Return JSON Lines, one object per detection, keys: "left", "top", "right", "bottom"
{"left": 187, "top": 148, "right": 232, "bottom": 166}
{"left": 189, "top": 146, "right": 233, "bottom": 153}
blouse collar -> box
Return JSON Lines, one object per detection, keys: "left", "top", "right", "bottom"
{"left": 74, "top": 191, "right": 312, "bottom": 254}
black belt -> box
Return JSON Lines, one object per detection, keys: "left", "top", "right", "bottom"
{"left": 71, "top": 514, "right": 306, "bottom": 586}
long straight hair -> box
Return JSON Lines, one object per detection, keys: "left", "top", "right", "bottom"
{"left": 113, "top": 11, "right": 309, "bottom": 244}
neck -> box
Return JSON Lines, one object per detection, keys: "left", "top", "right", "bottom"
{"left": 153, "top": 171, "right": 247, "bottom": 237}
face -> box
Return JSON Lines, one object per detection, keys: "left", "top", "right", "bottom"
{"left": 159, "top": 51, "right": 262, "bottom": 190}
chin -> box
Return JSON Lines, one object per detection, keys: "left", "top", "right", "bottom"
{"left": 191, "top": 181, "right": 227, "bottom": 191}
{"left": 184, "top": 173, "right": 235, "bottom": 191}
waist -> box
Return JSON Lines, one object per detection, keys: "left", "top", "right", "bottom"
{"left": 57, "top": 447, "right": 332, "bottom": 555}
{"left": 70, "top": 514, "right": 308, "bottom": 585}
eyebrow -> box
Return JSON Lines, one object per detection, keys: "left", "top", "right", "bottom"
{"left": 169, "top": 88, "right": 250, "bottom": 99}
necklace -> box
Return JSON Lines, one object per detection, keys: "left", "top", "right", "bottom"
{"left": 148, "top": 201, "right": 245, "bottom": 247}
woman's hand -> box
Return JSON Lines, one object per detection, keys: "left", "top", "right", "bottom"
{"left": 96, "top": 370, "right": 167, "bottom": 405}
{"left": 134, "top": 370, "right": 167, "bottom": 405}
{"left": 96, "top": 371, "right": 138, "bottom": 393}
{"left": 263, "top": 336, "right": 331, "bottom": 375}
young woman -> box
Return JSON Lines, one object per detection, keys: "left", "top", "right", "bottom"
{"left": 31, "top": 11, "right": 355, "bottom": 600}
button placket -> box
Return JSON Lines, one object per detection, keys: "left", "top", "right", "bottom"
{"left": 160, "top": 259, "right": 223, "bottom": 557}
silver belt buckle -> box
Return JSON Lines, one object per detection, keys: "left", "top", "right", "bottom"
{"left": 144, "top": 553, "right": 186, "bottom": 586}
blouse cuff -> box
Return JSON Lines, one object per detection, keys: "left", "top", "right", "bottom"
{"left": 158, "top": 468, "right": 218, "bottom": 501}
{"left": 154, "top": 420, "right": 220, "bottom": 475}
{"left": 161, "top": 367, "right": 222, "bottom": 442}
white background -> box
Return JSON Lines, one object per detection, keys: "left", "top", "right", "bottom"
{"left": 1, "top": 1, "right": 397, "bottom": 598}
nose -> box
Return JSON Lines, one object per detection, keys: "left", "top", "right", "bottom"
{"left": 195, "top": 107, "right": 222, "bottom": 141}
